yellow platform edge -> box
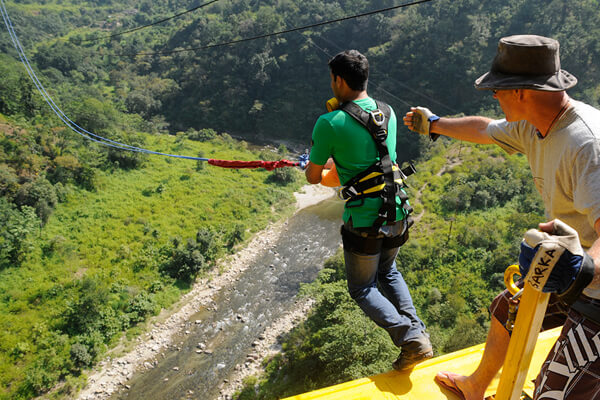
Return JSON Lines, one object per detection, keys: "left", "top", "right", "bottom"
{"left": 283, "top": 327, "right": 561, "bottom": 400}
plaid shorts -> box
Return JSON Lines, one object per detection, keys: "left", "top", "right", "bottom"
{"left": 490, "top": 290, "right": 600, "bottom": 399}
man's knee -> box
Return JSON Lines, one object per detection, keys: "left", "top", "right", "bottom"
{"left": 348, "top": 285, "right": 369, "bottom": 301}
{"left": 489, "top": 289, "right": 512, "bottom": 326}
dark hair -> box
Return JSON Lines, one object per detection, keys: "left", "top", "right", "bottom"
{"left": 328, "top": 50, "right": 369, "bottom": 91}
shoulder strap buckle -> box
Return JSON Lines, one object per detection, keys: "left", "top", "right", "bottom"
{"left": 369, "top": 109, "right": 385, "bottom": 127}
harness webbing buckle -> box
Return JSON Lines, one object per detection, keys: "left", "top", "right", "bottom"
{"left": 369, "top": 109, "right": 385, "bottom": 126}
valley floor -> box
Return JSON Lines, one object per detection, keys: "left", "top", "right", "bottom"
{"left": 75, "top": 185, "right": 335, "bottom": 400}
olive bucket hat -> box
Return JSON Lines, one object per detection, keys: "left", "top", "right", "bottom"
{"left": 474, "top": 34, "right": 577, "bottom": 91}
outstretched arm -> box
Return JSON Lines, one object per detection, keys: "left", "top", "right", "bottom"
{"left": 403, "top": 107, "right": 495, "bottom": 144}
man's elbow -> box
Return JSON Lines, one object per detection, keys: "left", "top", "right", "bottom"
{"left": 305, "top": 163, "right": 323, "bottom": 184}
{"left": 305, "top": 173, "right": 321, "bottom": 185}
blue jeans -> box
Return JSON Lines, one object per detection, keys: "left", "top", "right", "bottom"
{"left": 343, "top": 222, "right": 426, "bottom": 348}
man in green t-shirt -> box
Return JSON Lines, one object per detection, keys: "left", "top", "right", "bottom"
{"left": 305, "top": 50, "right": 432, "bottom": 371}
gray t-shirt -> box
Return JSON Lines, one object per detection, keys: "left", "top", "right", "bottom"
{"left": 487, "top": 100, "right": 600, "bottom": 296}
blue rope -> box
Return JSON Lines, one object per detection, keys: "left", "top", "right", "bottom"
{"left": 0, "top": 0, "right": 210, "bottom": 162}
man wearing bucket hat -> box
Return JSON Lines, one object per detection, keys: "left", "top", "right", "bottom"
{"left": 404, "top": 35, "right": 600, "bottom": 399}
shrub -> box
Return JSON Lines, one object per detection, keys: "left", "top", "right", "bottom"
{"left": 267, "top": 167, "right": 299, "bottom": 185}
{"left": 224, "top": 224, "right": 245, "bottom": 249}
{"left": 126, "top": 291, "right": 156, "bottom": 324}
{"left": 25, "top": 327, "right": 71, "bottom": 395}
{"left": 61, "top": 277, "right": 125, "bottom": 342}
{"left": 160, "top": 238, "right": 206, "bottom": 281}
{"left": 195, "top": 151, "right": 206, "bottom": 171}
{"left": 47, "top": 154, "right": 81, "bottom": 184}
{"left": 186, "top": 128, "right": 216, "bottom": 141}
{"left": 76, "top": 165, "right": 96, "bottom": 191}
{"left": 15, "top": 177, "right": 58, "bottom": 223}
{"left": 196, "top": 227, "right": 220, "bottom": 262}
{"left": 11, "top": 342, "right": 30, "bottom": 359}
{"left": 69, "top": 342, "right": 93, "bottom": 371}
{"left": 0, "top": 199, "right": 38, "bottom": 268}
{"left": 0, "top": 164, "right": 19, "bottom": 199}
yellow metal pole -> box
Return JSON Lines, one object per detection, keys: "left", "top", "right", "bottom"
{"left": 495, "top": 283, "right": 550, "bottom": 400}
{"left": 496, "top": 237, "right": 565, "bottom": 400}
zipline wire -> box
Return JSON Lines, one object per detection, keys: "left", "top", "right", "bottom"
{"left": 80, "top": 0, "right": 220, "bottom": 44}
{"left": 0, "top": 0, "right": 437, "bottom": 164}
{"left": 128, "top": 0, "right": 436, "bottom": 57}
{"left": 0, "top": 0, "right": 209, "bottom": 161}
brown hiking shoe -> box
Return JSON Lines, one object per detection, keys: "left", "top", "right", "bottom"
{"left": 392, "top": 334, "right": 433, "bottom": 371}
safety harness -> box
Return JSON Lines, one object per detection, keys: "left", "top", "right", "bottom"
{"left": 338, "top": 100, "right": 415, "bottom": 254}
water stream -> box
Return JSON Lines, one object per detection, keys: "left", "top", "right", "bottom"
{"left": 111, "top": 195, "right": 344, "bottom": 400}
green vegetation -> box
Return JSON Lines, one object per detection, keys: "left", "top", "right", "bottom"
{"left": 0, "top": 0, "right": 596, "bottom": 399}
{"left": 4, "top": 0, "right": 600, "bottom": 160}
{"left": 0, "top": 112, "right": 303, "bottom": 399}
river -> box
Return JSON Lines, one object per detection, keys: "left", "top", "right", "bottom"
{"left": 109, "top": 194, "right": 344, "bottom": 400}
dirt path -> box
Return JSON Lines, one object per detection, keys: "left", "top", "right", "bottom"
{"left": 75, "top": 185, "right": 335, "bottom": 400}
{"left": 412, "top": 147, "right": 463, "bottom": 223}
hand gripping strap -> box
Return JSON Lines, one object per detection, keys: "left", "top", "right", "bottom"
{"left": 522, "top": 220, "right": 593, "bottom": 302}
{"left": 525, "top": 241, "right": 565, "bottom": 292}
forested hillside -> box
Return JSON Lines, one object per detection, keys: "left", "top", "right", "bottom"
{"left": 3, "top": 1, "right": 600, "bottom": 154}
{"left": 0, "top": 0, "right": 597, "bottom": 399}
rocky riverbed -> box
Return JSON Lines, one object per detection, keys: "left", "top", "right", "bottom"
{"left": 76, "top": 185, "right": 336, "bottom": 400}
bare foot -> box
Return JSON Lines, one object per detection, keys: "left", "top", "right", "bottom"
{"left": 435, "top": 371, "right": 486, "bottom": 400}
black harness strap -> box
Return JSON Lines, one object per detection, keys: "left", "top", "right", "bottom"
{"left": 340, "top": 223, "right": 409, "bottom": 255}
{"left": 340, "top": 101, "right": 409, "bottom": 232}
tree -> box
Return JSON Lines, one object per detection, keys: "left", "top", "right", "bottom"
{"left": 15, "top": 177, "right": 58, "bottom": 223}
{"left": 0, "top": 198, "right": 38, "bottom": 269}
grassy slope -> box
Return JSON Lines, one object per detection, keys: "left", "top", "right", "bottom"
{"left": 0, "top": 130, "right": 302, "bottom": 399}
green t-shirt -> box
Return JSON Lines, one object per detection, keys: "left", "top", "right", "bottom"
{"left": 309, "top": 97, "right": 408, "bottom": 228}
